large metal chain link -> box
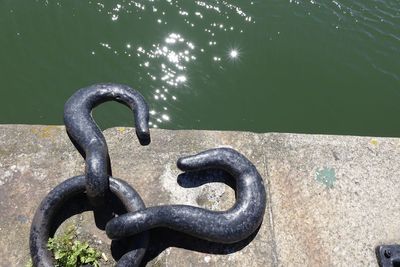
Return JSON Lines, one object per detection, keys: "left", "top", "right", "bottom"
{"left": 63, "top": 83, "right": 150, "bottom": 206}
{"left": 106, "top": 147, "right": 266, "bottom": 244}
{"left": 29, "top": 83, "right": 267, "bottom": 266}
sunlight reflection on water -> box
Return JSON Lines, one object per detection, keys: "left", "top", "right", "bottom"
{"left": 91, "top": 0, "right": 255, "bottom": 127}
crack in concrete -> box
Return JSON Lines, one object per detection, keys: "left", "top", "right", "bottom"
{"left": 263, "top": 149, "right": 279, "bottom": 267}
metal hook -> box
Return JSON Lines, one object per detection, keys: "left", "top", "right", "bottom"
{"left": 105, "top": 147, "right": 266, "bottom": 244}
{"left": 64, "top": 83, "right": 150, "bottom": 206}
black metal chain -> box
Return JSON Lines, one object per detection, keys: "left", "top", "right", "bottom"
{"left": 30, "top": 84, "right": 151, "bottom": 266}
{"left": 106, "top": 147, "right": 266, "bottom": 244}
{"left": 29, "top": 83, "right": 267, "bottom": 266}
{"left": 63, "top": 83, "right": 151, "bottom": 206}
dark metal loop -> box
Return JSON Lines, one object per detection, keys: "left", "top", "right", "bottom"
{"left": 105, "top": 147, "right": 266, "bottom": 244}
{"left": 64, "top": 83, "right": 150, "bottom": 206}
{"left": 29, "top": 175, "right": 149, "bottom": 267}
{"left": 376, "top": 245, "right": 400, "bottom": 267}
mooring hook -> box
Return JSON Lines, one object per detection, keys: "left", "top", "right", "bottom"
{"left": 64, "top": 83, "right": 150, "bottom": 206}
{"left": 105, "top": 147, "right": 266, "bottom": 244}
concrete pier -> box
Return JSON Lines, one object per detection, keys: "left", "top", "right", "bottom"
{"left": 0, "top": 125, "right": 399, "bottom": 266}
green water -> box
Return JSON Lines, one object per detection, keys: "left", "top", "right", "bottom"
{"left": 0, "top": 0, "right": 399, "bottom": 136}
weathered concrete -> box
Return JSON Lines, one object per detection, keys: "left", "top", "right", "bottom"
{"left": 0, "top": 125, "right": 399, "bottom": 266}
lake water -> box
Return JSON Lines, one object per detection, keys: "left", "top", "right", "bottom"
{"left": 1, "top": 0, "right": 399, "bottom": 136}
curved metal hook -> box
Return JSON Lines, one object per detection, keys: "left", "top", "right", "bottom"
{"left": 105, "top": 147, "right": 266, "bottom": 244}
{"left": 29, "top": 175, "right": 149, "bottom": 267}
{"left": 64, "top": 83, "right": 150, "bottom": 205}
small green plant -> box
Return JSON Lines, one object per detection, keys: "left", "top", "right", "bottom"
{"left": 25, "top": 259, "right": 33, "bottom": 267}
{"left": 46, "top": 225, "right": 101, "bottom": 267}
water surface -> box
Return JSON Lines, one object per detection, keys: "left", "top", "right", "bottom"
{"left": 0, "top": 0, "right": 399, "bottom": 136}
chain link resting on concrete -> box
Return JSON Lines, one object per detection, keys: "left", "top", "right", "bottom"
{"left": 29, "top": 83, "right": 267, "bottom": 266}
{"left": 63, "top": 83, "right": 151, "bottom": 206}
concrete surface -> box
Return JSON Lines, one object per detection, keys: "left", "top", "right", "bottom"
{"left": 0, "top": 125, "right": 399, "bottom": 266}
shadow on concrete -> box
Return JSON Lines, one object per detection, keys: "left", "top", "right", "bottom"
{"left": 177, "top": 168, "right": 236, "bottom": 190}
{"left": 136, "top": 225, "right": 260, "bottom": 267}
{"left": 51, "top": 191, "right": 125, "bottom": 233}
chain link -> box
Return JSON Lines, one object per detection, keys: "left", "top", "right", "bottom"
{"left": 106, "top": 147, "right": 266, "bottom": 244}
{"left": 29, "top": 83, "right": 266, "bottom": 266}
{"left": 63, "top": 83, "right": 150, "bottom": 206}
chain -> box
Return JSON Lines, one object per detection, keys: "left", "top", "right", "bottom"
{"left": 29, "top": 83, "right": 267, "bottom": 266}
{"left": 63, "top": 83, "right": 150, "bottom": 206}
{"left": 106, "top": 147, "right": 266, "bottom": 244}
